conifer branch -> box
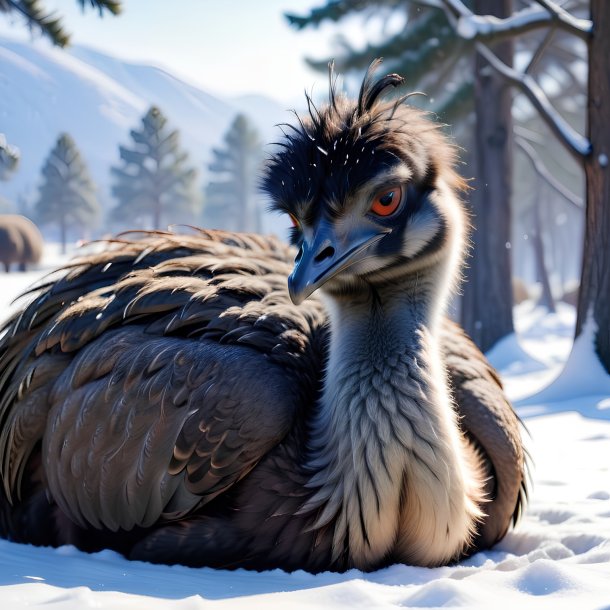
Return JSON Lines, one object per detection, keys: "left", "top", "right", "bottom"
{"left": 0, "top": 0, "right": 121, "bottom": 47}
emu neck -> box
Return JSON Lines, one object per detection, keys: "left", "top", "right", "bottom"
{"left": 304, "top": 282, "right": 482, "bottom": 568}
{"left": 326, "top": 284, "right": 435, "bottom": 363}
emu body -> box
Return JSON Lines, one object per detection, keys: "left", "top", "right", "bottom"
{"left": 0, "top": 65, "right": 527, "bottom": 572}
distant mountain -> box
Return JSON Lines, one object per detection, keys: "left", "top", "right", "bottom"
{"left": 0, "top": 37, "right": 291, "bottom": 234}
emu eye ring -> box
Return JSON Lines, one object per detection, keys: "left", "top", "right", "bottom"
{"left": 288, "top": 214, "right": 300, "bottom": 229}
{"left": 370, "top": 186, "right": 403, "bottom": 217}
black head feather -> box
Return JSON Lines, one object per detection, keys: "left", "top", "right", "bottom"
{"left": 357, "top": 58, "right": 404, "bottom": 117}
{"left": 262, "top": 60, "right": 460, "bottom": 234}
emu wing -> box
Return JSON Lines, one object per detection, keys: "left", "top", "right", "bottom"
{"left": 0, "top": 231, "right": 327, "bottom": 536}
{"left": 441, "top": 320, "right": 529, "bottom": 550}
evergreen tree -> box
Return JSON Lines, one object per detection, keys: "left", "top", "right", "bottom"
{"left": 0, "top": 0, "right": 121, "bottom": 48}
{"left": 0, "top": 134, "right": 19, "bottom": 181}
{"left": 34, "top": 133, "right": 99, "bottom": 253}
{"left": 203, "top": 114, "right": 264, "bottom": 233}
{"left": 111, "top": 106, "right": 197, "bottom": 231}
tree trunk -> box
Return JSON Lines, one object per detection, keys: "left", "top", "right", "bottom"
{"left": 532, "top": 187, "right": 556, "bottom": 313}
{"left": 461, "top": 0, "right": 515, "bottom": 352}
{"left": 238, "top": 152, "right": 248, "bottom": 233}
{"left": 576, "top": 0, "right": 610, "bottom": 373}
{"left": 60, "top": 215, "right": 67, "bottom": 255}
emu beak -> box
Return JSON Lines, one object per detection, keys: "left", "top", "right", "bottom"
{"left": 288, "top": 219, "right": 390, "bottom": 305}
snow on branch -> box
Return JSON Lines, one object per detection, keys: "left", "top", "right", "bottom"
{"left": 475, "top": 42, "right": 590, "bottom": 161}
{"left": 441, "top": 0, "right": 592, "bottom": 43}
{"left": 515, "top": 136, "right": 583, "bottom": 209}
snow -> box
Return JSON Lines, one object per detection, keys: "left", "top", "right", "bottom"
{"left": 451, "top": 3, "right": 592, "bottom": 42}
{"left": 520, "top": 312, "right": 610, "bottom": 408}
{"left": 1, "top": 257, "right": 610, "bottom": 609}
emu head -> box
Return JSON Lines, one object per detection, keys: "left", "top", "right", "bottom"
{"left": 262, "top": 60, "right": 466, "bottom": 305}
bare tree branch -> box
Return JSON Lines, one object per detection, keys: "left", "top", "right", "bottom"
{"left": 515, "top": 135, "right": 583, "bottom": 209}
{"left": 525, "top": 25, "right": 555, "bottom": 74}
{"left": 441, "top": 0, "right": 592, "bottom": 42}
{"left": 475, "top": 42, "right": 590, "bottom": 161}
{"left": 514, "top": 124, "right": 546, "bottom": 145}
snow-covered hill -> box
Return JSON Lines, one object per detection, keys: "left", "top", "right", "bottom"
{"left": 0, "top": 38, "right": 288, "bottom": 212}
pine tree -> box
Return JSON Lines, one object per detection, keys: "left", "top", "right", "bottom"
{"left": 203, "top": 114, "right": 264, "bottom": 233}
{"left": 111, "top": 106, "right": 197, "bottom": 231}
{"left": 34, "top": 133, "right": 99, "bottom": 253}
{"left": 0, "top": 134, "right": 19, "bottom": 181}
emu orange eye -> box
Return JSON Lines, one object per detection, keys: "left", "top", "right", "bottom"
{"left": 288, "top": 214, "right": 300, "bottom": 228}
{"left": 370, "top": 186, "right": 402, "bottom": 217}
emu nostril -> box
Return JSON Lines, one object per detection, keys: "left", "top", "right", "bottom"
{"left": 314, "top": 246, "right": 335, "bottom": 263}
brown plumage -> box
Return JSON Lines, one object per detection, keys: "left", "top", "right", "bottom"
{"left": 0, "top": 63, "right": 528, "bottom": 572}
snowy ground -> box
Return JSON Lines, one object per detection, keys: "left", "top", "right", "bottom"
{"left": 1, "top": 253, "right": 609, "bottom": 609}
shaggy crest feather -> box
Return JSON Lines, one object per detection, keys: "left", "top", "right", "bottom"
{"left": 262, "top": 61, "right": 465, "bottom": 231}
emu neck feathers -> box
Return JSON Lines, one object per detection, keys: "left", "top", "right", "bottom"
{"left": 303, "top": 287, "right": 484, "bottom": 568}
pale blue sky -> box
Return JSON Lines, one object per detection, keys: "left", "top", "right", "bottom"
{"left": 0, "top": 0, "right": 375, "bottom": 104}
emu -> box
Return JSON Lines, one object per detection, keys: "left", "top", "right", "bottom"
{"left": 0, "top": 63, "right": 527, "bottom": 573}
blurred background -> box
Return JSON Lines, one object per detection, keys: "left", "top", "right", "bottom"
{"left": 0, "top": 0, "right": 593, "bottom": 358}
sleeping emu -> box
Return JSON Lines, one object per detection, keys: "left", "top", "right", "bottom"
{"left": 0, "top": 63, "right": 527, "bottom": 572}
{"left": 0, "top": 215, "right": 43, "bottom": 272}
